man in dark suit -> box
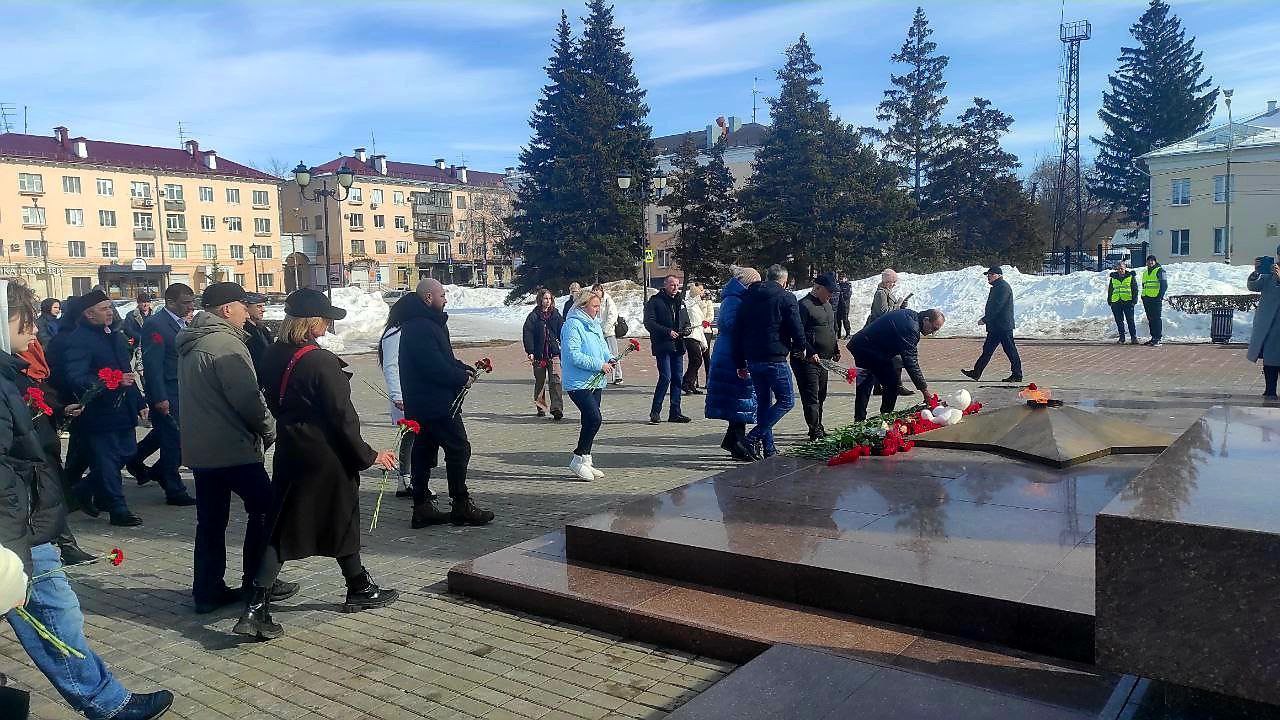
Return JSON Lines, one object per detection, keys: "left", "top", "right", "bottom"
{"left": 836, "top": 272, "right": 853, "bottom": 338}
{"left": 140, "top": 283, "right": 197, "bottom": 506}
{"left": 962, "top": 266, "right": 1023, "bottom": 383}
{"left": 849, "top": 308, "right": 944, "bottom": 421}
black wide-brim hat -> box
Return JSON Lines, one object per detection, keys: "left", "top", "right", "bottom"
{"left": 284, "top": 288, "right": 346, "bottom": 320}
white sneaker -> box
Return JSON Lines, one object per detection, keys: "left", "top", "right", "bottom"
{"left": 568, "top": 454, "right": 594, "bottom": 481}
{"left": 583, "top": 455, "right": 605, "bottom": 479}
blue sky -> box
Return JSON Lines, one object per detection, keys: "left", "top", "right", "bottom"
{"left": 2, "top": 1, "right": 1275, "bottom": 177}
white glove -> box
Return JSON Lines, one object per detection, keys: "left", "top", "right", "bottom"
{"left": 0, "top": 546, "right": 28, "bottom": 610}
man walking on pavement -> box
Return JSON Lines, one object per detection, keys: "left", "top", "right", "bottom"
{"left": 1140, "top": 255, "right": 1167, "bottom": 346}
{"left": 400, "top": 278, "right": 494, "bottom": 528}
{"left": 734, "top": 264, "right": 813, "bottom": 457}
{"left": 643, "top": 275, "right": 692, "bottom": 424}
{"left": 962, "top": 266, "right": 1023, "bottom": 383}
{"left": 793, "top": 273, "right": 841, "bottom": 440}
{"left": 849, "top": 308, "right": 944, "bottom": 421}
{"left": 836, "top": 271, "right": 853, "bottom": 339}
{"left": 138, "top": 283, "right": 197, "bottom": 507}
{"left": 242, "top": 291, "right": 274, "bottom": 372}
{"left": 1108, "top": 261, "right": 1140, "bottom": 344}
{"left": 178, "top": 282, "right": 296, "bottom": 614}
{"left": 123, "top": 292, "right": 160, "bottom": 487}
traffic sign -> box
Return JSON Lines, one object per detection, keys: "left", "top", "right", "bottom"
{"left": 644, "top": 249, "right": 655, "bottom": 263}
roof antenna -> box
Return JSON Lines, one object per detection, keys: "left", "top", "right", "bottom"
{"left": 371, "top": 130, "right": 376, "bottom": 156}
{"left": 177, "top": 120, "right": 188, "bottom": 148}
{"left": 751, "top": 76, "right": 759, "bottom": 124}
{"left": 0, "top": 104, "right": 15, "bottom": 133}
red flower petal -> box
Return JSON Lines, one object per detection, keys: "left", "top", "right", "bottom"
{"left": 109, "top": 548, "right": 124, "bottom": 566}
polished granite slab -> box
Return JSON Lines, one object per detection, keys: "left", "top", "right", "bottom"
{"left": 563, "top": 450, "right": 1149, "bottom": 662}
{"left": 1096, "top": 406, "right": 1280, "bottom": 707}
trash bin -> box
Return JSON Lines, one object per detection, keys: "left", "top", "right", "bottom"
{"left": 1210, "top": 306, "right": 1234, "bottom": 343}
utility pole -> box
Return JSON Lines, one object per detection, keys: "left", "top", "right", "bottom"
{"left": 751, "top": 77, "right": 759, "bottom": 125}
{"left": 31, "top": 197, "right": 51, "bottom": 297}
{"left": 1054, "top": 19, "right": 1090, "bottom": 274}
{"left": 1223, "top": 89, "right": 1234, "bottom": 264}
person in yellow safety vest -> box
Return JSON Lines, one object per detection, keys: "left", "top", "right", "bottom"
{"left": 1140, "top": 256, "right": 1168, "bottom": 346}
{"left": 1107, "top": 261, "right": 1140, "bottom": 344}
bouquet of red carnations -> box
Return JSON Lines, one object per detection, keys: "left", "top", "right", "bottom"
{"left": 23, "top": 387, "right": 53, "bottom": 421}
{"left": 77, "top": 368, "right": 126, "bottom": 408}
{"left": 587, "top": 338, "right": 641, "bottom": 389}
{"left": 449, "top": 358, "right": 493, "bottom": 417}
{"left": 816, "top": 358, "right": 861, "bottom": 385}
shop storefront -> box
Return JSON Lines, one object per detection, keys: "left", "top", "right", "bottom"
{"left": 99, "top": 259, "right": 170, "bottom": 300}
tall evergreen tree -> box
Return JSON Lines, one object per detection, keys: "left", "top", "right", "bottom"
{"left": 1091, "top": 0, "right": 1217, "bottom": 225}
{"left": 739, "top": 35, "right": 917, "bottom": 279}
{"left": 659, "top": 136, "right": 739, "bottom": 282}
{"left": 866, "top": 7, "right": 950, "bottom": 212}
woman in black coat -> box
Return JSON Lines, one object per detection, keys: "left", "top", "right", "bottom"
{"left": 522, "top": 288, "right": 564, "bottom": 419}
{"left": 235, "top": 289, "right": 398, "bottom": 641}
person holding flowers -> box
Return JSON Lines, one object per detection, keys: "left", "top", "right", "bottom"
{"left": 237, "top": 288, "right": 400, "bottom": 641}
{"left": 0, "top": 279, "right": 175, "bottom": 719}
{"left": 522, "top": 288, "right": 564, "bottom": 420}
{"left": 561, "top": 288, "right": 616, "bottom": 481}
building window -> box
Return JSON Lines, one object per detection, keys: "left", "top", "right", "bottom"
{"left": 203, "top": 244, "right": 217, "bottom": 260}
{"left": 72, "top": 277, "right": 92, "bottom": 294}
{"left": 254, "top": 217, "right": 271, "bottom": 235}
{"left": 300, "top": 216, "right": 310, "bottom": 231}
{"left": 166, "top": 213, "right": 186, "bottom": 231}
{"left": 457, "top": 195, "right": 467, "bottom": 210}
{"left": 133, "top": 212, "right": 154, "bottom": 231}
{"left": 457, "top": 220, "right": 468, "bottom": 235}
{"left": 65, "top": 208, "right": 85, "bottom": 227}
{"left": 313, "top": 214, "right": 322, "bottom": 230}
{"left": 136, "top": 242, "right": 156, "bottom": 258}
{"left": 230, "top": 245, "right": 245, "bottom": 260}
{"left": 199, "top": 186, "right": 214, "bottom": 202}
{"left": 394, "top": 215, "right": 407, "bottom": 230}
{"left": 96, "top": 178, "right": 113, "bottom": 197}
{"left": 169, "top": 243, "right": 188, "bottom": 259}
{"left": 255, "top": 244, "right": 273, "bottom": 259}
{"left": 99, "top": 210, "right": 117, "bottom": 227}
{"left": 62, "top": 176, "right": 81, "bottom": 194}
{"left": 655, "top": 213, "right": 669, "bottom": 232}
{"left": 226, "top": 188, "right": 240, "bottom": 204}
{"left": 1170, "top": 229, "right": 1190, "bottom": 256}
{"left": 24, "top": 239, "right": 47, "bottom": 257}
{"left": 351, "top": 240, "right": 365, "bottom": 254}
{"left": 252, "top": 190, "right": 270, "bottom": 208}
{"left": 1170, "top": 178, "right": 1190, "bottom": 206}
{"left": 101, "top": 242, "right": 119, "bottom": 259}
{"left": 348, "top": 187, "right": 363, "bottom": 203}
{"left": 392, "top": 191, "right": 404, "bottom": 205}
{"left": 201, "top": 215, "right": 216, "bottom": 232}
{"left": 68, "top": 241, "right": 86, "bottom": 258}
{"left": 658, "top": 249, "right": 673, "bottom": 267}
{"left": 373, "top": 214, "right": 385, "bottom": 229}
{"left": 130, "top": 181, "right": 151, "bottom": 199}
{"left": 258, "top": 273, "right": 274, "bottom": 288}
{"left": 1213, "top": 175, "right": 1234, "bottom": 204}
{"left": 18, "top": 173, "right": 44, "bottom": 194}
{"left": 375, "top": 240, "right": 387, "bottom": 254}
{"left": 396, "top": 241, "right": 409, "bottom": 254}
{"left": 459, "top": 242, "right": 468, "bottom": 256}
{"left": 21, "top": 206, "right": 46, "bottom": 227}
{"left": 234, "top": 273, "right": 246, "bottom": 287}
{"left": 371, "top": 189, "right": 383, "bottom": 205}
{"left": 227, "top": 217, "right": 243, "bottom": 232}
{"left": 1214, "top": 227, "right": 1230, "bottom": 255}
{"left": 348, "top": 213, "right": 364, "bottom": 230}
{"left": 163, "top": 184, "right": 184, "bottom": 201}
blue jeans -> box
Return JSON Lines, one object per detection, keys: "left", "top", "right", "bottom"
{"left": 651, "top": 352, "right": 685, "bottom": 418}
{"left": 567, "top": 388, "right": 603, "bottom": 455}
{"left": 746, "top": 361, "right": 795, "bottom": 453}
{"left": 7, "top": 544, "right": 130, "bottom": 719}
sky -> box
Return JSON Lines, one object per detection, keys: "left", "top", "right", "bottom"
{"left": 1, "top": 0, "right": 1275, "bottom": 178}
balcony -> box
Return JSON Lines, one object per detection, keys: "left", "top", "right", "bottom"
{"left": 414, "top": 227, "right": 451, "bottom": 241}
{"left": 252, "top": 202, "right": 270, "bottom": 210}
{"left": 133, "top": 228, "right": 156, "bottom": 240}
{"left": 168, "top": 230, "right": 188, "bottom": 241}
{"left": 18, "top": 187, "right": 44, "bottom": 197}
{"left": 415, "top": 253, "right": 451, "bottom": 265}
{"left": 163, "top": 199, "right": 186, "bottom": 211}
{"left": 21, "top": 220, "right": 47, "bottom": 230}
{"left": 130, "top": 196, "right": 155, "bottom": 209}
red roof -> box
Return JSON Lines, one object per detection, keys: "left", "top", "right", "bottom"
{"left": 311, "top": 155, "right": 508, "bottom": 189}
{"left": 0, "top": 130, "right": 276, "bottom": 182}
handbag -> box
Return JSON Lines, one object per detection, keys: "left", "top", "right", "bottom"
{"left": 614, "top": 317, "right": 629, "bottom": 338}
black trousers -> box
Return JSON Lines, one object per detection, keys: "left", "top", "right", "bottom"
{"left": 1142, "top": 297, "right": 1162, "bottom": 341}
{"left": 790, "top": 356, "right": 828, "bottom": 437}
{"left": 150, "top": 406, "right": 189, "bottom": 500}
{"left": 1264, "top": 365, "right": 1279, "bottom": 396}
{"left": 722, "top": 421, "right": 747, "bottom": 450}
{"left": 254, "top": 544, "right": 362, "bottom": 589}
{"left": 972, "top": 330, "right": 1023, "bottom": 379}
{"left": 410, "top": 416, "right": 471, "bottom": 501}
{"left": 1112, "top": 303, "right": 1137, "bottom": 339}
{"left": 681, "top": 339, "right": 705, "bottom": 391}
{"left": 837, "top": 304, "right": 851, "bottom": 338}
{"left": 852, "top": 350, "right": 900, "bottom": 421}
{"left": 192, "top": 463, "right": 272, "bottom": 603}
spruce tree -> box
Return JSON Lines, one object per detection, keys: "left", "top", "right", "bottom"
{"left": 1092, "top": 0, "right": 1217, "bottom": 225}
{"left": 866, "top": 7, "right": 950, "bottom": 212}
{"left": 660, "top": 136, "right": 739, "bottom": 282}
{"left": 928, "top": 98, "right": 1022, "bottom": 256}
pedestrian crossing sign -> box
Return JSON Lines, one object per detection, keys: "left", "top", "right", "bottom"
{"left": 644, "top": 249, "right": 655, "bottom": 263}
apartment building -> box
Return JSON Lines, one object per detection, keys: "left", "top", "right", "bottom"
{"left": 0, "top": 126, "right": 283, "bottom": 300}
{"left": 278, "top": 148, "right": 515, "bottom": 290}
{"left": 1143, "top": 99, "right": 1280, "bottom": 264}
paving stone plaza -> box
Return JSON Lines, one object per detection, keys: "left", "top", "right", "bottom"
{"left": 3, "top": 337, "right": 1272, "bottom": 719}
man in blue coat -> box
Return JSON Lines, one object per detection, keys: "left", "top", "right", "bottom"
{"left": 139, "top": 283, "right": 197, "bottom": 506}
{"left": 962, "top": 266, "right": 1023, "bottom": 383}
{"left": 60, "top": 290, "right": 147, "bottom": 526}
{"left": 849, "top": 308, "right": 944, "bottom": 421}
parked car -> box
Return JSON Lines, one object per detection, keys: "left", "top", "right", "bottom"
{"left": 383, "top": 289, "right": 410, "bottom": 303}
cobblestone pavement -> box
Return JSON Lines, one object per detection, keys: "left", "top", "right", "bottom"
{"left": 3, "top": 336, "right": 1268, "bottom": 719}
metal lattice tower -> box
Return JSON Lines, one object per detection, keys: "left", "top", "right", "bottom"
{"left": 1054, "top": 20, "right": 1089, "bottom": 272}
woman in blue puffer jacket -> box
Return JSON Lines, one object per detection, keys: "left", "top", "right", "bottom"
{"left": 561, "top": 289, "right": 616, "bottom": 481}
{"left": 705, "top": 267, "right": 761, "bottom": 461}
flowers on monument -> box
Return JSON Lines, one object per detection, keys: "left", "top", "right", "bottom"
{"left": 370, "top": 421, "right": 421, "bottom": 531}
{"left": 798, "top": 390, "right": 986, "bottom": 463}
{"left": 23, "top": 387, "right": 53, "bottom": 419}
{"left": 448, "top": 358, "right": 495, "bottom": 417}
{"left": 926, "top": 393, "right": 941, "bottom": 410}
{"left": 587, "top": 339, "right": 642, "bottom": 389}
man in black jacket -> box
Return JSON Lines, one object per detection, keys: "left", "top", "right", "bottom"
{"left": 399, "top": 278, "right": 493, "bottom": 528}
{"left": 733, "top": 265, "right": 813, "bottom": 457}
{"left": 836, "top": 272, "right": 853, "bottom": 339}
{"left": 242, "top": 291, "right": 273, "bottom": 373}
{"left": 849, "top": 308, "right": 944, "bottom": 421}
{"left": 642, "top": 276, "right": 691, "bottom": 424}
{"left": 793, "top": 273, "right": 840, "bottom": 440}
{"left": 962, "top": 266, "right": 1023, "bottom": 383}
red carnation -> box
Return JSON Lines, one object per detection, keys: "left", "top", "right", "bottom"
{"left": 151, "top": 332, "right": 164, "bottom": 345}
{"left": 702, "top": 320, "right": 711, "bottom": 329}
{"left": 397, "top": 419, "right": 421, "bottom": 434}
{"left": 108, "top": 548, "right": 124, "bottom": 566}
{"left": 926, "top": 393, "right": 940, "bottom": 409}
{"left": 97, "top": 368, "right": 123, "bottom": 391}
{"left": 628, "top": 338, "right": 641, "bottom": 352}
{"left": 1026, "top": 383, "right": 1037, "bottom": 391}
{"left": 845, "top": 367, "right": 857, "bottom": 384}
{"left": 24, "top": 387, "right": 53, "bottom": 417}
{"left": 476, "top": 357, "right": 494, "bottom": 373}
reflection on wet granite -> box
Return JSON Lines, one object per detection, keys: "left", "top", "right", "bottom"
{"left": 1097, "top": 406, "right": 1280, "bottom": 706}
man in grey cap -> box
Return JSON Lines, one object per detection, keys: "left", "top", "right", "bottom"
{"left": 793, "top": 273, "right": 840, "bottom": 439}
{"left": 962, "top": 266, "right": 1023, "bottom": 383}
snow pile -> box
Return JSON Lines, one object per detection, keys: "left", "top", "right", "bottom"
{"left": 442, "top": 280, "right": 654, "bottom": 343}
{"left": 260, "top": 286, "right": 388, "bottom": 354}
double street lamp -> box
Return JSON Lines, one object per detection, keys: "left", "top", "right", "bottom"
{"left": 292, "top": 161, "right": 355, "bottom": 298}
{"left": 616, "top": 168, "right": 666, "bottom": 289}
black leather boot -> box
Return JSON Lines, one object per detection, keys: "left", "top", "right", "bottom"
{"left": 451, "top": 497, "right": 495, "bottom": 526}
{"left": 232, "top": 586, "right": 282, "bottom": 640}
{"left": 342, "top": 570, "right": 399, "bottom": 613}
{"left": 411, "top": 495, "right": 451, "bottom": 528}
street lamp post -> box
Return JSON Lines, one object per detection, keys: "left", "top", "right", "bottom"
{"left": 616, "top": 168, "right": 666, "bottom": 289}
{"left": 1223, "top": 88, "right": 1234, "bottom": 264}
{"left": 30, "top": 196, "right": 51, "bottom": 297}
{"left": 249, "top": 244, "right": 260, "bottom": 292}
{"left": 293, "top": 161, "right": 355, "bottom": 299}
